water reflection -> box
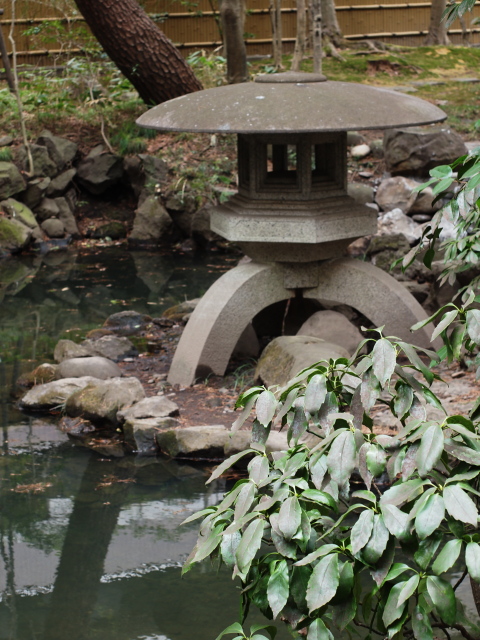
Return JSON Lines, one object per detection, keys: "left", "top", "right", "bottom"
{"left": 0, "top": 427, "right": 288, "bottom": 640}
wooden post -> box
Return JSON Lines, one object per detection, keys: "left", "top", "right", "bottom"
{"left": 0, "top": 10, "right": 15, "bottom": 92}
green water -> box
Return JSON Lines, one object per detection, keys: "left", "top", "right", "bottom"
{"left": 0, "top": 246, "right": 288, "bottom": 640}
{"left": 0, "top": 431, "right": 288, "bottom": 640}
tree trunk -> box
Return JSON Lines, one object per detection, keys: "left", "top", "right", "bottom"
{"left": 270, "top": 0, "right": 283, "bottom": 69}
{"left": 291, "top": 0, "right": 307, "bottom": 71}
{"left": 310, "top": 0, "right": 322, "bottom": 74}
{"left": 220, "top": 0, "right": 248, "bottom": 83}
{"left": 424, "top": 0, "right": 451, "bottom": 44}
{"left": 73, "top": 0, "right": 202, "bottom": 105}
{"left": 321, "top": 0, "right": 343, "bottom": 47}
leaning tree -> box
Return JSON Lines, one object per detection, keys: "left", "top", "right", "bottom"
{"left": 73, "top": 0, "right": 203, "bottom": 104}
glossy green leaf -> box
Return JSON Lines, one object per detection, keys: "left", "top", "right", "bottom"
{"left": 307, "top": 619, "right": 331, "bottom": 640}
{"left": 305, "top": 374, "right": 328, "bottom": 414}
{"left": 360, "top": 367, "right": 381, "bottom": 411}
{"left": 362, "top": 514, "right": 390, "bottom": 565}
{"left": 431, "top": 309, "right": 459, "bottom": 342}
{"left": 366, "top": 445, "right": 387, "bottom": 478}
{"left": 383, "top": 581, "right": 407, "bottom": 628}
{"left": 394, "top": 382, "right": 414, "bottom": 420}
{"left": 278, "top": 496, "right": 302, "bottom": 541}
{"left": 412, "top": 605, "right": 433, "bottom": 640}
{"left": 371, "top": 538, "right": 396, "bottom": 586}
{"left": 301, "top": 489, "right": 337, "bottom": 510}
{"left": 306, "top": 553, "right": 340, "bottom": 612}
{"left": 414, "top": 533, "right": 442, "bottom": 570}
{"left": 234, "top": 482, "right": 256, "bottom": 522}
{"left": 380, "top": 478, "right": 425, "bottom": 507}
{"left": 294, "top": 544, "right": 339, "bottom": 567}
{"left": 249, "top": 624, "right": 277, "bottom": 640}
{"left": 381, "top": 503, "right": 411, "bottom": 540}
{"left": 444, "top": 442, "right": 480, "bottom": 466}
{"left": 372, "top": 338, "right": 396, "bottom": 387}
{"left": 267, "top": 559, "right": 289, "bottom": 619}
{"left": 415, "top": 494, "right": 445, "bottom": 540}
{"left": 444, "top": 484, "right": 478, "bottom": 525}
{"left": 426, "top": 576, "right": 456, "bottom": 625}
{"left": 248, "top": 456, "right": 269, "bottom": 485}
{"left": 194, "top": 523, "right": 224, "bottom": 563}
{"left": 232, "top": 395, "right": 258, "bottom": 431}
{"left": 214, "top": 622, "right": 244, "bottom": 640}
{"left": 466, "top": 542, "right": 480, "bottom": 582}
{"left": 384, "top": 563, "right": 412, "bottom": 583}
{"left": 256, "top": 390, "right": 277, "bottom": 426}
{"left": 236, "top": 518, "right": 265, "bottom": 574}
{"left": 432, "top": 539, "right": 462, "bottom": 575}
{"left": 416, "top": 424, "right": 444, "bottom": 477}
{"left": 467, "top": 309, "right": 480, "bottom": 343}
{"left": 221, "top": 531, "right": 242, "bottom": 567}
{"left": 351, "top": 509, "right": 375, "bottom": 555}
{"left": 326, "top": 430, "right": 356, "bottom": 489}
{"left": 397, "top": 573, "right": 420, "bottom": 607}
{"left": 207, "top": 449, "right": 255, "bottom": 484}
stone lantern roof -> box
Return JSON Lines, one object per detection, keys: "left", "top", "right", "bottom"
{"left": 136, "top": 72, "right": 446, "bottom": 134}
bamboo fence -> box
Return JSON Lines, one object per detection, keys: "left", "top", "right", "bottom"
{"left": 0, "top": 0, "right": 479, "bottom": 67}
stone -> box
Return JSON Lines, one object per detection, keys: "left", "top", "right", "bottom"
{"left": 347, "top": 182, "right": 375, "bottom": 205}
{"left": 54, "top": 339, "right": 91, "bottom": 363}
{"left": 55, "top": 197, "right": 79, "bottom": 236}
{"left": 81, "top": 335, "right": 138, "bottom": 361}
{"left": 123, "top": 154, "right": 168, "bottom": 199}
{"left": 191, "top": 206, "right": 218, "bottom": 245}
{"left": 56, "top": 356, "right": 123, "bottom": 379}
{"left": 76, "top": 147, "right": 124, "bottom": 195}
{"left": 370, "top": 139, "right": 384, "bottom": 159}
{"left": 255, "top": 336, "right": 350, "bottom": 387}
{"left": 156, "top": 425, "right": 229, "bottom": 458}
{"left": 17, "top": 144, "right": 57, "bottom": 178}
{"left": 46, "top": 168, "right": 77, "bottom": 197}
{"left": 375, "top": 176, "right": 418, "bottom": 213}
{"left": 1, "top": 198, "right": 38, "bottom": 229}
{"left": 297, "top": 310, "right": 363, "bottom": 355}
{"left": 129, "top": 195, "right": 172, "bottom": 242}
{"left": 409, "top": 185, "right": 441, "bottom": 215}
{"left": 0, "top": 217, "right": 31, "bottom": 253}
{"left": 384, "top": 127, "right": 468, "bottom": 176}
{"left": 377, "top": 208, "right": 422, "bottom": 245}
{"left": 401, "top": 280, "right": 430, "bottom": 304}
{"left": 117, "top": 395, "right": 180, "bottom": 422}
{"left": 19, "top": 376, "right": 99, "bottom": 412}
{"left": 23, "top": 177, "right": 51, "bottom": 209}
{"left": 123, "top": 417, "right": 180, "bottom": 454}
{"left": 0, "top": 161, "right": 26, "bottom": 199}
{"left": 411, "top": 213, "right": 432, "bottom": 223}
{"left": 347, "top": 131, "right": 365, "bottom": 147}
{"left": 351, "top": 143, "right": 371, "bottom": 159}
{"left": 35, "top": 197, "right": 60, "bottom": 222}
{"left": 0, "top": 135, "right": 13, "bottom": 147}
{"left": 90, "top": 221, "right": 127, "bottom": 240}
{"left": 41, "top": 218, "right": 65, "bottom": 238}
{"left": 103, "top": 310, "right": 151, "bottom": 335}
{"left": 162, "top": 298, "right": 200, "bottom": 321}
{"left": 37, "top": 131, "right": 78, "bottom": 172}
{"left": 65, "top": 377, "right": 145, "bottom": 425}
{"left": 16, "top": 363, "right": 58, "bottom": 389}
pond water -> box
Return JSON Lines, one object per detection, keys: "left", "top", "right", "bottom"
{"left": 0, "top": 246, "right": 290, "bottom": 640}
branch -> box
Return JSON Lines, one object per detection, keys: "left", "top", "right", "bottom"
{"left": 432, "top": 622, "right": 479, "bottom": 640}
{"left": 454, "top": 568, "right": 468, "bottom": 591}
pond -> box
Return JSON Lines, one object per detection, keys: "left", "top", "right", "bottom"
{"left": 0, "top": 245, "right": 290, "bottom": 640}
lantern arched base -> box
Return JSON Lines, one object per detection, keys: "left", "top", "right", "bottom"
{"left": 167, "top": 258, "right": 436, "bottom": 387}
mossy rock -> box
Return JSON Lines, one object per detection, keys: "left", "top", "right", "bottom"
{"left": 91, "top": 222, "right": 127, "bottom": 240}
{"left": 1, "top": 198, "right": 38, "bottom": 229}
{"left": 0, "top": 161, "right": 26, "bottom": 200}
{"left": 0, "top": 217, "right": 31, "bottom": 253}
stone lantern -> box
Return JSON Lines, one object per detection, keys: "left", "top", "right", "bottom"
{"left": 137, "top": 72, "right": 446, "bottom": 387}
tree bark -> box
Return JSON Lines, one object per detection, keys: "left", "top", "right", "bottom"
{"left": 291, "top": 0, "right": 307, "bottom": 71}
{"left": 220, "top": 0, "right": 248, "bottom": 83}
{"left": 270, "top": 0, "right": 283, "bottom": 69}
{"left": 73, "top": 0, "right": 202, "bottom": 105}
{"left": 310, "top": 0, "right": 322, "bottom": 74}
{"left": 321, "top": 0, "right": 343, "bottom": 47}
{"left": 424, "top": 0, "right": 451, "bottom": 44}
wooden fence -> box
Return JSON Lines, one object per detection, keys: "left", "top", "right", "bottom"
{"left": 1, "top": 0, "right": 480, "bottom": 67}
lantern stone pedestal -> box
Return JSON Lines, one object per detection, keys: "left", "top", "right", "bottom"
{"left": 137, "top": 72, "right": 447, "bottom": 387}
